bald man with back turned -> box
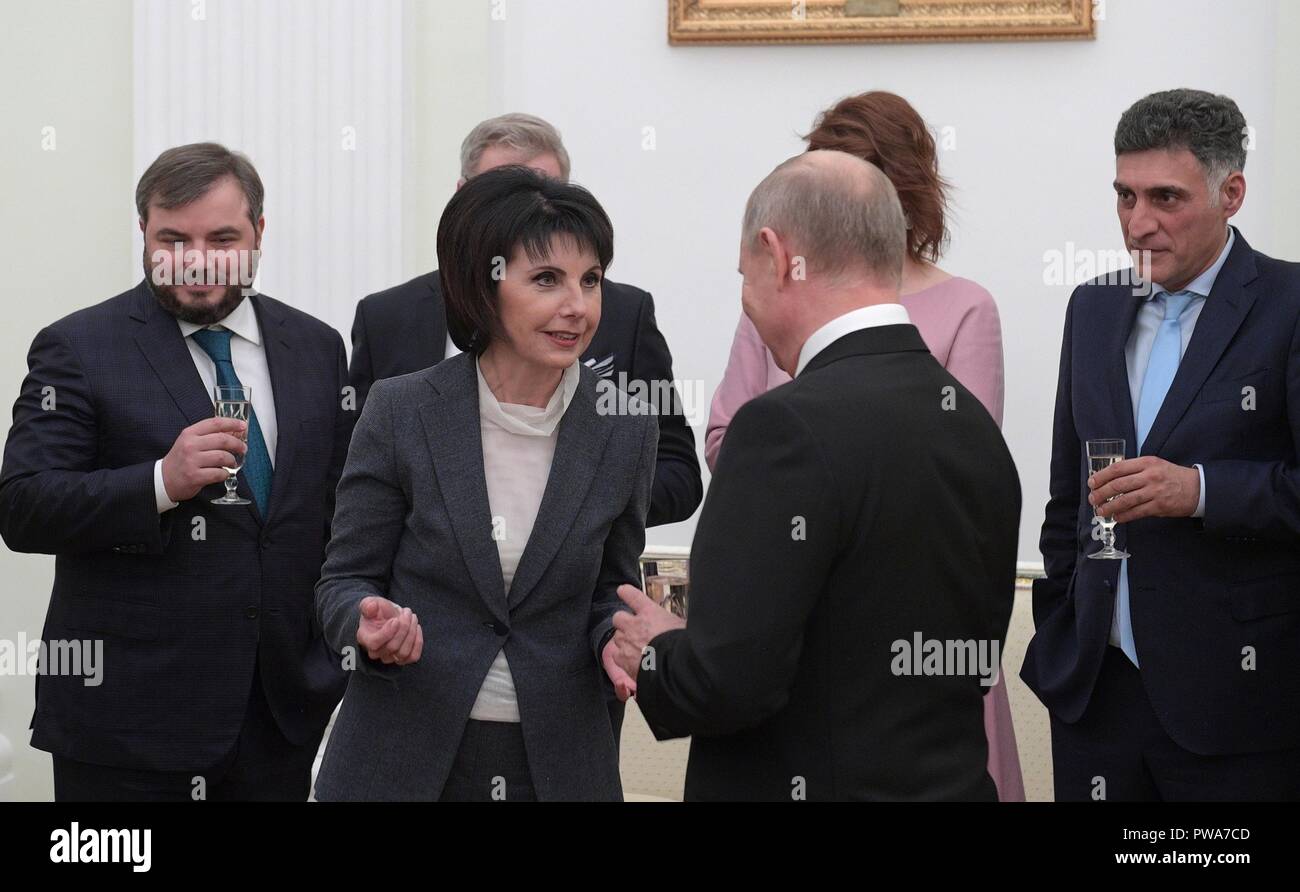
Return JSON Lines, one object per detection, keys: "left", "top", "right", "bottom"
{"left": 611, "top": 151, "right": 1021, "bottom": 801}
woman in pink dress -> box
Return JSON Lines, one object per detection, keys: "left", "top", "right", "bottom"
{"left": 706, "top": 91, "right": 1025, "bottom": 801}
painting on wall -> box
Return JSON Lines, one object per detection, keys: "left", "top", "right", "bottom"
{"left": 669, "top": 0, "right": 1098, "bottom": 45}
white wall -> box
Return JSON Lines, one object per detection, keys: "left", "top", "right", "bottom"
{"left": 490, "top": 0, "right": 1289, "bottom": 558}
{"left": 0, "top": 0, "right": 135, "bottom": 801}
{"left": 403, "top": 0, "right": 506, "bottom": 279}
{"left": 1274, "top": 0, "right": 1300, "bottom": 254}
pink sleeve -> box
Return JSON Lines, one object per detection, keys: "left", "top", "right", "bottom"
{"left": 705, "top": 314, "right": 775, "bottom": 472}
{"left": 944, "top": 291, "right": 1006, "bottom": 428}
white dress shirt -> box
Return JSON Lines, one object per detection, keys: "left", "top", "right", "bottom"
{"left": 1124, "top": 228, "right": 1234, "bottom": 520}
{"left": 153, "top": 296, "right": 279, "bottom": 512}
{"left": 794, "top": 302, "right": 912, "bottom": 377}
{"left": 469, "top": 358, "right": 580, "bottom": 722}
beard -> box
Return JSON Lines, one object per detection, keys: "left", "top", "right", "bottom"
{"left": 143, "top": 250, "right": 249, "bottom": 325}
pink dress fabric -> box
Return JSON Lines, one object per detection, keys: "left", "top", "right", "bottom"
{"left": 704, "top": 276, "right": 1026, "bottom": 801}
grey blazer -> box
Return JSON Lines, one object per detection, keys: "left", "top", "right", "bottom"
{"left": 313, "top": 351, "right": 657, "bottom": 801}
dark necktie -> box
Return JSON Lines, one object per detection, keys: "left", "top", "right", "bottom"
{"left": 190, "top": 327, "right": 273, "bottom": 514}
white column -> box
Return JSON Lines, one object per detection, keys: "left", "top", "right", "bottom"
{"left": 133, "top": 0, "right": 405, "bottom": 342}
{"left": 1273, "top": 0, "right": 1300, "bottom": 258}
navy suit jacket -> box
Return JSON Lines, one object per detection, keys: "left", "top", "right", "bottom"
{"left": 0, "top": 281, "right": 353, "bottom": 771}
{"left": 1021, "top": 229, "right": 1300, "bottom": 756}
{"left": 348, "top": 272, "right": 702, "bottom": 527}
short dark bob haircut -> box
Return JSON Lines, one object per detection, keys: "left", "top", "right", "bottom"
{"left": 437, "top": 165, "right": 614, "bottom": 354}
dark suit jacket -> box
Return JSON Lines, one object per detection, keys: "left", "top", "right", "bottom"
{"left": 313, "top": 352, "right": 657, "bottom": 801}
{"left": 636, "top": 324, "right": 1021, "bottom": 801}
{"left": 1021, "top": 229, "right": 1300, "bottom": 756}
{"left": 348, "top": 272, "right": 701, "bottom": 527}
{"left": 0, "top": 281, "right": 352, "bottom": 771}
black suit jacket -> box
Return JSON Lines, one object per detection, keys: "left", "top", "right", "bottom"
{"left": 0, "top": 281, "right": 353, "bottom": 771}
{"left": 1021, "top": 229, "right": 1300, "bottom": 756}
{"left": 636, "top": 324, "right": 1021, "bottom": 801}
{"left": 348, "top": 272, "right": 701, "bottom": 527}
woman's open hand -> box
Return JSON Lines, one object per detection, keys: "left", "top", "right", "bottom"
{"left": 356, "top": 596, "right": 424, "bottom": 666}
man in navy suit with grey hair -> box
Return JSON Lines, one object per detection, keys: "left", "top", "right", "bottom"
{"left": 1022, "top": 89, "right": 1300, "bottom": 800}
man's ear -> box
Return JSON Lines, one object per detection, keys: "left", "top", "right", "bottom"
{"left": 455, "top": 176, "right": 467, "bottom": 191}
{"left": 1220, "top": 172, "right": 1246, "bottom": 218}
{"left": 758, "top": 227, "right": 791, "bottom": 290}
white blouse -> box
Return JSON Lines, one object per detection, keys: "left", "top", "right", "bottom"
{"left": 468, "top": 357, "right": 580, "bottom": 722}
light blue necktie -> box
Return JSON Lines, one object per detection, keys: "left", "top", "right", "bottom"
{"left": 190, "top": 328, "right": 273, "bottom": 514}
{"left": 1113, "top": 290, "right": 1194, "bottom": 666}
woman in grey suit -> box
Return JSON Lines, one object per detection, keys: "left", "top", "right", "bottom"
{"left": 314, "top": 167, "right": 657, "bottom": 801}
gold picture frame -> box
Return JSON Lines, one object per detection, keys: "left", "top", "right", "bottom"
{"left": 669, "top": 0, "right": 1098, "bottom": 45}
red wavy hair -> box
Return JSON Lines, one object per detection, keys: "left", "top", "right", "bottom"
{"left": 804, "top": 91, "right": 950, "bottom": 264}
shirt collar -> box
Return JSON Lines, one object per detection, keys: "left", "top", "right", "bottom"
{"left": 1150, "top": 227, "right": 1235, "bottom": 301}
{"left": 177, "top": 294, "right": 262, "bottom": 346}
{"left": 794, "top": 302, "right": 911, "bottom": 377}
{"left": 476, "top": 358, "right": 580, "bottom": 437}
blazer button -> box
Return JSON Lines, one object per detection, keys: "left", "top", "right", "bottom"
{"left": 484, "top": 621, "right": 508, "bottom": 636}
{"left": 245, "top": 606, "right": 260, "bottom": 620}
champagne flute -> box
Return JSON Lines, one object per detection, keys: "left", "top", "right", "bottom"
{"left": 212, "top": 385, "right": 252, "bottom": 506}
{"left": 1086, "top": 438, "right": 1130, "bottom": 559}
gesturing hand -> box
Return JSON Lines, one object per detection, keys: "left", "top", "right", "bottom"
{"left": 610, "top": 584, "right": 686, "bottom": 685}
{"left": 356, "top": 596, "right": 424, "bottom": 666}
{"left": 602, "top": 639, "right": 637, "bottom": 702}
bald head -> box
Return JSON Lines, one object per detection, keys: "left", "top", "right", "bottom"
{"left": 741, "top": 150, "right": 907, "bottom": 287}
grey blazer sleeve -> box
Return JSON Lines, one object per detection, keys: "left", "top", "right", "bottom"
{"left": 589, "top": 411, "right": 659, "bottom": 659}
{"left": 315, "top": 378, "right": 406, "bottom": 680}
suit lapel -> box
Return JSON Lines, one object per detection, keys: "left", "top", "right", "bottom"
{"left": 130, "top": 281, "right": 214, "bottom": 429}
{"left": 252, "top": 294, "right": 304, "bottom": 526}
{"left": 420, "top": 356, "right": 509, "bottom": 626}
{"left": 1104, "top": 288, "right": 1144, "bottom": 453}
{"left": 1140, "top": 233, "right": 1259, "bottom": 457}
{"left": 507, "top": 369, "right": 610, "bottom": 610}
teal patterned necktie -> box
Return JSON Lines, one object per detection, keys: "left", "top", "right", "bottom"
{"left": 190, "top": 327, "right": 273, "bottom": 514}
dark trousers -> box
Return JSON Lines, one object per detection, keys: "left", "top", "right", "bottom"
{"left": 52, "top": 665, "right": 320, "bottom": 802}
{"left": 439, "top": 720, "right": 537, "bottom": 802}
{"left": 1051, "top": 645, "right": 1300, "bottom": 801}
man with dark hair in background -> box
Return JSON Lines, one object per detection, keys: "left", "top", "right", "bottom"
{"left": 0, "top": 142, "right": 353, "bottom": 800}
